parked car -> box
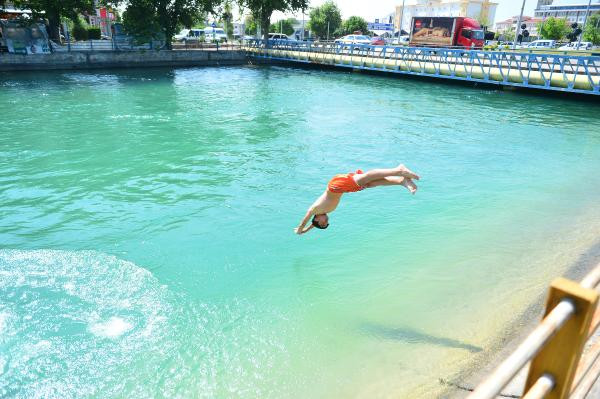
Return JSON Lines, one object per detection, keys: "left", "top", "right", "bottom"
{"left": 398, "top": 35, "right": 410, "bottom": 45}
{"left": 371, "top": 36, "right": 385, "bottom": 45}
{"left": 174, "top": 29, "right": 190, "bottom": 41}
{"left": 526, "top": 40, "right": 556, "bottom": 49}
{"left": 203, "top": 27, "right": 227, "bottom": 43}
{"left": 558, "top": 41, "right": 592, "bottom": 51}
{"left": 176, "top": 29, "right": 205, "bottom": 44}
{"left": 335, "top": 34, "right": 371, "bottom": 45}
{"left": 268, "top": 33, "right": 289, "bottom": 40}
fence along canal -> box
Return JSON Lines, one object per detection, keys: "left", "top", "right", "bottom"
{"left": 246, "top": 40, "right": 600, "bottom": 96}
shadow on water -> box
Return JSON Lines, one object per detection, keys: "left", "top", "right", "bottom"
{"left": 358, "top": 322, "right": 483, "bottom": 353}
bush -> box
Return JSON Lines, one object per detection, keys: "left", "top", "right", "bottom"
{"left": 87, "top": 27, "right": 101, "bottom": 40}
{"left": 72, "top": 24, "right": 88, "bottom": 41}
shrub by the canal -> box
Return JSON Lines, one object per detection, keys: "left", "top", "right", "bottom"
{"left": 73, "top": 24, "right": 88, "bottom": 41}
{"left": 87, "top": 28, "right": 101, "bottom": 40}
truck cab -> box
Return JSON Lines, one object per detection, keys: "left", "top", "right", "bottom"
{"left": 456, "top": 18, "right": 485, "bottom": 48}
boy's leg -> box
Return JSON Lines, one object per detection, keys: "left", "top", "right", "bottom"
{"left": 353, "top": 164, "right": 419, "bottom": 187}
{"left": 364, "top": 177, "right": 417, "bottom": 194}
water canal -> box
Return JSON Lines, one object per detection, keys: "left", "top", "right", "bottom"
{"left": 1, "top": 66, "right": 600, "bottom": 398}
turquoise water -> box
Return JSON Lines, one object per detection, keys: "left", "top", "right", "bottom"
{"left": 1, "top": 66, "right": 600, "bottom": 398}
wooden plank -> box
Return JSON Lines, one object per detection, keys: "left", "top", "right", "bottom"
{"left": 524, "top": 277, "right": 599, "bottom": 399}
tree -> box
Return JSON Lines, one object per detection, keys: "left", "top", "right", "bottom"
{"left": 583, "top": 12, "right": 600, "bottom": 45}
{"left": 244, "top": 14, "right": 258, "bottom": 35}
{"left": 122, "top": 0, "right": 216, "bottom": 49}
{"left": 537, "top": 17, "right": 570, "bottom": 40}
{"left": 269, "top": 18, "right": 295, "bottom": 36}
{"left": 10, "top": 0, "right": 95, "bottom": 41}
{"left": 502, "top": 26, "right": 515, "bottom": 41}
{"left": 307, "top": 1, "right": 341, "bottom": 40}
{"left": 240, "top": 0, "right": 308, "bottom": 41}
{"left": 342, "top": 16, "right": 368, "bottom": 36}
{"left": 476, "top": 11, "right": 490, "bottom": 30}
{"left": 222, "top": 1, "right": 233, "bottom": 39}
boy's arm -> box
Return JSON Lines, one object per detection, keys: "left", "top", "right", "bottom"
{"left": 295, "top": 224, "right": 314, "bottom": 235}
{"left": 295, "top": 208, "right": 315, "bottom": 235}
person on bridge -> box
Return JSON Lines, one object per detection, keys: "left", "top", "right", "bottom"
{"left": 294, "top": 164, "right": 419, "bottom": 235}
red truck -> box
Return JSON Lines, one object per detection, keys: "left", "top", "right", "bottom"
{"left": 409, "top": 17, "right": 484, "bottom": 48}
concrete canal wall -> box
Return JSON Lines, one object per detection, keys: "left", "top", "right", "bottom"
{"left": 0, "top": 50, "right": 247, "bottom": 71}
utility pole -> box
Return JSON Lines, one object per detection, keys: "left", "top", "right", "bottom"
{"left": 577, "top": 0, "right": 592, "bottom": 49}
{"left": 513, "top": 0, "right": 526, "bottom": 50}
{"left": 399, "top": 0, "right": 406, "bottom": 44}
{"left": 327, "top": 21, "right": 330, "bottom": 40}
{"left": 302, "top": 8, "right": 305, "bottom": 40}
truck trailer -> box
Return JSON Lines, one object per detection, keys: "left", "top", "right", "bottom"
{"left": 409, "top": 17, "right": 484, "bottom": 48}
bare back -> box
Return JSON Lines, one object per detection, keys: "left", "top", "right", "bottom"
{"left": 310, "top": 190, "right": 343, "bottom": 215}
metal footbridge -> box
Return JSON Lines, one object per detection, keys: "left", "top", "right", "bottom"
{"left": 246, "top": 40, "right": 600, "bottom": 96}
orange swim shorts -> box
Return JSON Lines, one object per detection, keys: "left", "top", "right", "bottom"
{"left": 327, "top": 169, "right": 364, "bottom": 193}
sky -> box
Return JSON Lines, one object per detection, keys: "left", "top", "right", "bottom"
{"left": 266, "top": 0, "right": 589, "bottom": 26}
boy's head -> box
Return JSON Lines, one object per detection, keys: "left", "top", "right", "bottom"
{"left": 312, "top": 214, "right": 329, "bottom": 229}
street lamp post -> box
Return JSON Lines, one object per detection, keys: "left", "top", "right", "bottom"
{"left": 398, "top": 0, "right": 406, "bottom": 44}
{"left": 577, "top": 0, "right": 593, "bottom": 49}
{"left": 513, "top": 0, "right": 526, "bottom": 51}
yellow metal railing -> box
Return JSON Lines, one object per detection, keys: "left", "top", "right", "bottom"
{"left": 468, "top": 263, "right": 600, "bottom": 399}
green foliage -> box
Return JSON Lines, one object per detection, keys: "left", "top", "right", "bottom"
{"left": 307, "top": 1, "right": 341, "bottom": 39}
{"left": 583, "top": 12, "right": 600, "bottom": 45}
{"left": 501, "top": 26, "right": 515, "bottom": 41}
{"left": 123, "top": 0, "right": 162, "bottom": 44}
{"left": 123, "top": 0, "right": 216, "bottom": 49}
{"left": 222, "top": 1, "right": 234, "bottom": 39}
{"left": 476, "top": 11, "right": 490, "bottom": 29}
{"left": 537, "top": 17, "right": 570, "bottom": 40}
{"left": 269, "top": 18, "right": 295, "bottom": 35}
{"left": 244, "top": 14, "right": 258, "bottom": 35}
{"left": 240, "top": 0, "right": 308, "bottom": 40}
{"left": 11, "top": 0, "right": 95, "bottom": 40}
{"left": 341, "top": 16, "right": 368, "bottom": 36}
{"left": 87, "top": 27, "right": 101, "bottom": 39}
{"left": 72, "top": 17, "right": 88, "bottom": 40}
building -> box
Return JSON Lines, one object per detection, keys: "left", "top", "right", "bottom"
{"left": 233, "top": 23, "right": 245, "bottom": 38}
{"left": 86, "top": 7, "right": 117, "bottom": 37}
{"left": 495, "top": 16, "right": 541, "bottom": 37}
{"left": 534, "top": 1, "right": 600, "bottom": 25}
{"left": 394, "top": 0, "right": 498, "bottom": 34}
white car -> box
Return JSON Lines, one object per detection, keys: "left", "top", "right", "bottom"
{"left": 526, "top": 40, "right": 556, "bottom": 49}
{"left": 203, "top": 27, "right": 227, "bottom": 43}
{"left": 268, "top": 33, "right": 289, "bottom": 40}
{"left": 558, "top": 41, "right": 592, "bottom": 51}
{"left": 398, "top": 35, "right": 410, "bottom": 45}
{"left": 174, "top": 29, "right": 190, "bottom": 41}
{"left": 176, "top": 29, "right": 205, "bottom": 43}
{"left": 335, "top": 35, "right": 371, "bottom": 45}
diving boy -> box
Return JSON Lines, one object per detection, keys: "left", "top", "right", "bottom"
{"left": 294, "top": 164, "right": 419, "bottom": 234}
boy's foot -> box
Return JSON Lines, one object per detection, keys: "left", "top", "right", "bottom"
{"left": 401, "top": 178, "right": 418, "bottom": 195}
{"left": 396, "top": 164, "right": 420, "bottom": 180}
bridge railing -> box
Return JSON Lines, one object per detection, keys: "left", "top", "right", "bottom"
{"left": 468, "top": 262, "right": 600, "bottom": 399}
{"left": 245, "top": 39, "right": 600, "bottom": 95}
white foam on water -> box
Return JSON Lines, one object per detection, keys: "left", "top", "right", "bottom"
{"left": 89, "top": 316, "right": 133, "bottom": 338}
{"left": 0, "top": 311, "right": 8, "bottom": 333}
{"left": 0, "top": 249, "right": 292, "bottom": 398}
{"left": 0, "top": 249, "right": 175, "bottom": 398}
